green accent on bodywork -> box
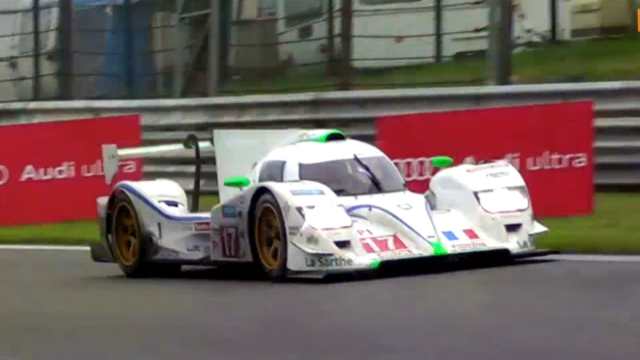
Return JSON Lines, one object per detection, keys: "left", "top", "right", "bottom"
{"left": 223, "top": 176, "right": 251, "bottom": 189}
{"left": 304, "top": 129, "right": 346, "bottom": 143}
{"left": 431, "top": 242, "right": 448, "bottom": 256}
{"left": 431, "top": 156, "right": 454, "bottom": 169}
{"left": 370, "top": 259, "right": 382, "bottom": 269}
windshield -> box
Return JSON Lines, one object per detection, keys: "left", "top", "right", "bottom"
{"left": 299, "top": 156, "right": 405, "bottom": 196}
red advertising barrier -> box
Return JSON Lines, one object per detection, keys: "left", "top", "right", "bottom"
{"left": 376, "top": 102, "right": 594, "bottom": 217}
{"left": 0, "top": 115, "right": 142, "bottom": 225}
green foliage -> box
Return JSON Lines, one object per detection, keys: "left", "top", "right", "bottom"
{"left": 222, "top": 35, "right": 640, "bottom": 94}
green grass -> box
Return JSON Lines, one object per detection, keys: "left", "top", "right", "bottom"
{"left": 0, "top": 195, "right": 220, "bottom": 246}
{"left": 2, "top": 193, "right": 640, "bottom": 254}
{"left": 538, "top": 193, "right": 640, "bottom": 254}
{"left": 222, "top": 35, "right": 640, "bottom": 94}
{"left": 0, "top": 222, "right": 100, "bottom": 246}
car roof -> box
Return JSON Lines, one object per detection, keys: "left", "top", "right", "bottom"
{"left": 263, "top": 139, "right": 386, "bottom": 164}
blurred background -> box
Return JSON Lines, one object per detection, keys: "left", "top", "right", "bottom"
{"left": 0, "top": 0, "right": 638, "bottom": 102}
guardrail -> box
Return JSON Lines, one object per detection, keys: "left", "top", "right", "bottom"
{"left": 1, "top": 81, "right": 639, "bottom": 193}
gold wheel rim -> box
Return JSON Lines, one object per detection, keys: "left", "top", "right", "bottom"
{"left": 255, "top": 204, "right": 282, "bottom": 270}
{"left": 113, "top": 202, "right": 140, "bottom": 267}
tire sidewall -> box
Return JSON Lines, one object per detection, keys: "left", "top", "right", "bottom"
{"left": 110, "top": 191, "right": 146, "bottom": 277}
{"left": 253, "top": 192, "right": 288, "bottom": 280}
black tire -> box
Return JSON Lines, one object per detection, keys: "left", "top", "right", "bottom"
{"left": 110, "top": 192, "right": 180, "bottom": 278}
{"left": 251, "top": 192, "right": 288, "bottom": 281}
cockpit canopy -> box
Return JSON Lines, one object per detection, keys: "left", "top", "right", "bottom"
{"left": 255, "top": 138, "right": 406, "bottom": 196}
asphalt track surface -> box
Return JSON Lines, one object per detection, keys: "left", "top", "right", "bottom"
{"left": 1, "top": 249, "right": 639, "bottom": 360}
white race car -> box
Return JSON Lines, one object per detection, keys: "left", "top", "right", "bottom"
{"left": 90, "top": 129, "right": 549, "bottom": 280}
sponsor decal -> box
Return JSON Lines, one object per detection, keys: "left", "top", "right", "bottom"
{"left": 0, "top": 165, "right": 8, "bottom": 186}
{"left": 305, "top": 256, "right": 354, "bottom": 268}
{"left": 222, "top": 205, "right": 237, "bottom": 218}
{"left": 0, "top": 160, "right": 137, "bottom": 184}
{"left": 394, "top": 152, "right": 589, "bottom": 183}
{"left": 0, "top": 115, "right": 142, "bottom": 225}
{"left": 485, "top": 171, "right": 509, "bottom": 179}
{"left": 461, "top": 152, "right": 589, "bottom": 173}
{"left": 393, "top": 157, "right": 434, "bottom": 181}
{"left": 221, "top": 227, "right": 241, "bottom": 258}
{"left": 193, "top": 222, "right": 211, "bottom": 232}
{"left": 290, "top": 189, "right": 324, "bottom": 196}
{"left": 450, "top": 242, "right": 487, "bottom": 251}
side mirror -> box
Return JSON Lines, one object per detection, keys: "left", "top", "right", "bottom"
{"left": 431, "top": 156, "right": 454, "bottom": 169}
{"left": 224, "top": 176, "right": 251, "bottom": 189}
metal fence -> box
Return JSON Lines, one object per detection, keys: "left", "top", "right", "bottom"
{"left": 0, "top": 0, "right": 636, "bottom": 102}
{"left": 0, "top": 0, "right": 200, "bottom": 102}
{"left": 0, "top": 0, "right": 64, "bottom": 102}
{"left": 225, "top": 0, "right": 489, "bottom": 94}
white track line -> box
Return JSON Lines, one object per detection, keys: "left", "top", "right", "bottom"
{"left": 547, "top": 254, "right": 640, "bottom": 263}
{"left": 0, "top": 245, "right": 89, "bottom": 251}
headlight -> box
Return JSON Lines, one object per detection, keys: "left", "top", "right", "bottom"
{"left": 474, "top": 186, "right": 529, "bottom": 213}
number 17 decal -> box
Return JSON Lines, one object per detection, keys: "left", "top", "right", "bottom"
{"left": 221, "top": 227, "right": 240, "bottom": 258}
{"left": 360, "top": 234, "right": 407, "bottom": 254}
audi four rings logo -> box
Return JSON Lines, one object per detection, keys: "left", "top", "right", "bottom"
{"left": 0, "top": 165, "right": 8, "bottom": 186}
{"left": 393, "top": 158, "right": 435, "bottom": 181}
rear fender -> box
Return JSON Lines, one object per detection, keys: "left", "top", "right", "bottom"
{"left": 107, "top": 180, "right": 211, "bottom": 258}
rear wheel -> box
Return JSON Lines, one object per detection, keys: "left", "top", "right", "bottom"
{"left": 111, "top": 193, "right": 180, "bottom": 277}
{"left": 253, "top": 192, "right": 288, "bottom": 280}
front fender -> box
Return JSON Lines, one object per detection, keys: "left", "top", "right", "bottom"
{"left": 262, "top": 180, "right": 351, "bottom": 231}
{"left": 257, "top": 181, "right": 355, "bottom": 270}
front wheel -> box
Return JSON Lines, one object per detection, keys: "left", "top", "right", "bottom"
{"left": 253, "top": 192, "right": 288, "bottom": 280}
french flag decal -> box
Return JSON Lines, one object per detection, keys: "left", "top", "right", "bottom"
{"left": 442, "top": 231, "right": 458, "bottom": 241}
{"left": 442, "top": 229, "right": 480, "bottom": 241}
{"left": 463, "top": 229, "right": 480, "bottom": 240}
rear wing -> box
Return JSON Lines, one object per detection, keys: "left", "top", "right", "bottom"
{"left": 103, "top": 137, "right": 213, "bottom": 185}
{"left": 102, "top": 135, "right": 213, "bottom": 211}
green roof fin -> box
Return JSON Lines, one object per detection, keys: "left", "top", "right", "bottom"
{"left": 304, "top": 129, "right": 346, "bottom": 143}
